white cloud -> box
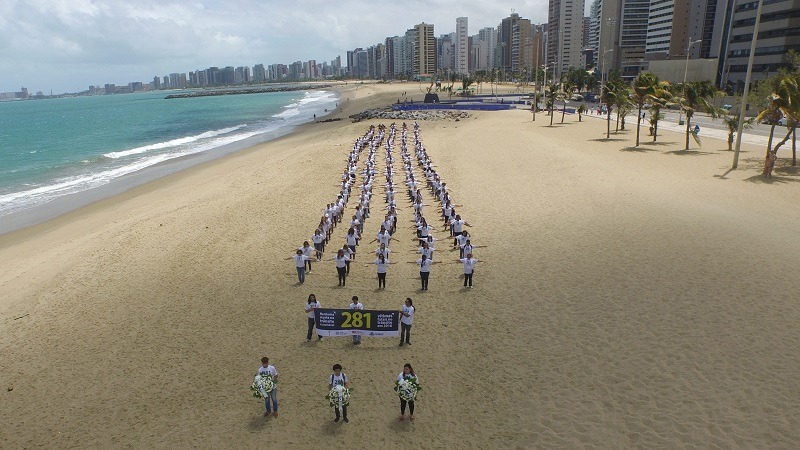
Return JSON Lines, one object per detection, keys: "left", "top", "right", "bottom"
{"left": 0, "top": 0, "right": 554, "bottom": 93}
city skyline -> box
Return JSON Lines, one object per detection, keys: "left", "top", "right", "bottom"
{"left": 1, "top": 0, "right": 562, "bottom": 94}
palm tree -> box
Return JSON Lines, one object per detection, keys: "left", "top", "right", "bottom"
{"left": 546, "top": 83, "right": 560, "bottom": 126}
{"left": 561, "top": 78, "right": 573, "bottom": 124}
{"left": 610, "top": 81, "right": 631, "bottom": 132}
{"left": 577, "top": 104, "right": 587, "bottom": 122}
{"left": 631, "top": 72, "right": 659, "bottom": 146}
{"left": 531, "top": 92, "right": 543, "bottom": 122}
{"left": 722, "top": 113, "right": 754, "bottom": 151}
{"left": 757, "top": 73, "right": 800, "bottom": 176}
{"left": 680, "top": 81, "right": 719, "bottom": 150}
{"left": 647, "top": 82, "right": 673, "bottom": 142}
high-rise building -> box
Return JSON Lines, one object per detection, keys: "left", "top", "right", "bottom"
{"left": 723, "top": 0, "right": 800, "bottom": 90}
{"left": 455, "top": 17, "right": 469, "bottom": 75}
{"left": 253, "top": 64, "right": 265, "bottom": 82}
{"left": 471, "top": 27, "right": 497, "bottom": 72}
{"left": 498, "top": 13, "right": 533, "bottom": 74}
{"left": 588, "top": 0, "right": 602, "bottom": 68}
{"left": 547, "top": 0, "right": 586, "bottom": 77}
{"left": 412, "top": 23, "right": 436, "bottom": 78}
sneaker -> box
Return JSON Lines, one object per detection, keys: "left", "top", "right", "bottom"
{"left": 334, "top": 417, "right": 340, "bottom": 423}
{"left": 306, "top": 338, "right": 311, "bottom": 342}
{"left": 273, "top": 411, "right": 279, "bottom": 417}
{"left": 264, "top": 411, "right": 270, "bottom": 417}
{"left": 344, "top": 417, "right": 349, "bottom": 423}
{"left": 406, "top": 342, "right": 411, "bottom": 346}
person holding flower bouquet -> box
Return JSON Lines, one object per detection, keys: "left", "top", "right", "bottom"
{"left": 396, "top": 363, "right": 420, "bottom": 421}
{"left": 328, "top": 364, "right": 350, "bottom": 423}
{"left": 256, "top": 357, "right": 279, "bottom": 417}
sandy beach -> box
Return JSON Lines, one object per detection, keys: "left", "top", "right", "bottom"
{"left": 2, "top": 82, "right": 799, "bottom": 448}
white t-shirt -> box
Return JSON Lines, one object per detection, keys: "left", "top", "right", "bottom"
{"left": 293, "top": 254, "right": 310, "bottom": 268}
{"left": 346, "top": 234, "right": 358, "bottom": 246}
{"left": 335, "top": 255, "right": 350, "bottom": 268}
{"left": 397, "top": 372, "right": 418, "bottom": 383}
{"left": 416, "top": 258, "right": 432, "bottom": 272}
{"left": 418, "top": 225, "right": 432, "bottom": 237}
{"left": 456, "top": 234, "right": 469, "bottom": 248}
{"left": 349, "top": 301, "right": 364, "bottom": 311}
{"left": 312, "top": 234, "right": 324, "bottom": 244}
{"left": 451, "top": 219, "right": 466, "bottom": 233}
{"left": 401, "top": 304, "right": 415, "bottom": 325}
{"left": 459, "top": 257, "right": 477, "bottom": 274}
{"left": 305, "top": 301, "right": 321, "bottom": 318}
{"left": 377, "top": 231, "right": 391, "bottom": 246}
{"left": 258, "top": 364, "right": 278, "bottom": 378}
{"left": 373, "top": 259, "right": 390, "bottom": 274}
{"left": 418, "top": 247, "right": 434, "bottom": 260}
{"left": 330, "top": 372, "right": 348, "bottom": 387}
{"left": 299, "top": 246, "right": 313, "bottom": 257}
{"left": 375, "top": 247, "right": 391, "bottom": 258}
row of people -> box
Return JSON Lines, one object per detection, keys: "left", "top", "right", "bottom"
{"left": 256, "top": 358, "right": 420, "bottom": 422}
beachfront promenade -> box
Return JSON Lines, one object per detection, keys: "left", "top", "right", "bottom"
{"left": 1, "top": 82, "right": 798, "bottom": 448}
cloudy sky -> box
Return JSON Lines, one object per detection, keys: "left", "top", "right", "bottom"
{"left": 1, "top": 0, "right": 562, "bottom": 94}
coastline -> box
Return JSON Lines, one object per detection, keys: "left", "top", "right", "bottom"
{"left": 1, "top": 82, "right": 799, "bottom": 448}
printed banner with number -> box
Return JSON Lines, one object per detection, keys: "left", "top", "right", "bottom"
{"left": 314, "top": 308, "right": 401, "bottom": 337}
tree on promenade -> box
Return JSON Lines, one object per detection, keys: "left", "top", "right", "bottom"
{"left": 757, "top": 72, "right": 800, "bottom": 176}
{"left": 577, "top": 104, "right": 587, "bottom": 122}
{"left": 546, "top": 83, "right": 560, "bottom": 126}
{"left": 601, "top": 82, "right": 618, "bottom": 138}
{"left": 648, "top": 82, "right": 673, "bottom": 142}
{"left": 680, "top": 81, "right": 719, "bottom": 151}
{"left": 722, "top": 112, "right": 754, "bottom": 151}
{"left": 631, "top": 72, "right": 659, "bottom": 146}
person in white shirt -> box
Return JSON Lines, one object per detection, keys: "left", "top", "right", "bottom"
{"left": 374, "top": 243, "right": 391, "bottom": 259}
{"left": 333, "top": 249, "right": 350, "bottom": 286}
{"left": 397, "top": 363, "right": 418, "bottom": 421}
{"left": 256, "top": 357, "right": 279, "bottom": 417}
{"left": 447, "top": 214, "right": 471, "bottom": 240}
{"left": 371, "top": 227, "right": 392, "bottom": 246}
{"left": 287, "top": 249, "right": 311, "bottom": 284}
{"left": 366, "top": 254, "right": 394, "bottom": 289}
{"left": 299, "top": 241, "right": 314, "bottom": 272}
{"left": 349, "top": 296, "right": 364, "bottom": 345}
{"left": 345, "top": 228, "right": 359, "bottom": 260}
{"left": 418, "top": 242, "right": 434, "bottom": 261}
{"left": 457, "top": 253, "right": 484, "bottom": 288}
{"left": 399, "top": 298, "right": 415, "bottom": 346}
{"left": 409, "top": 254, "right": 439, "bottom": 291}
{"left": 305, "top": 294, "right": 323, "bottom": 341}
{"left": 329, "top": 364, "right": 349, "bottom": 423}
{"left": 312, "top": 230, "right": 325, "bottom": 260}
{"left": 455, "top": 231, "right": 470, "bottom": 259}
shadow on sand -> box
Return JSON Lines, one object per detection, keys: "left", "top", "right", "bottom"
{"left": 665, "top": 150, "right": 715, "bottom": 156}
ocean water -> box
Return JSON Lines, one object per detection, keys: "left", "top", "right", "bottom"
{"left": 0, "top": 88, "right": 337, "bottom": 222}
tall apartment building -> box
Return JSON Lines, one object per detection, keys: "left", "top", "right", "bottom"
{"left": 499, "top": 13, "right": 533, "bottom": 73}
{"left": 588, "top": 0, "right": 602, "bottom": 67}
{"left": 547, "top": 0, "right": 586, "bottom": 76}
{"left": 412, "top": 22, "right": 436, "bottom": 77}
{"left": 471, "top": 27, "right": 497, "bottom": 72}
{"left": 437, "top": 33, "right": 456, "bottom": 72}
{"left": 724, "top": 0, "right": 800, "bottom": 89}
{"left": 455, "top": 17, "right": 470, "bottom": 75}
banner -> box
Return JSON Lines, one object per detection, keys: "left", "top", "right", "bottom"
{"left": 315, "top": 308, "right": 400, "bottom": 337}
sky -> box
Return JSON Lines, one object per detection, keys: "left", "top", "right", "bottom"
{"left": 0, "top": 0, "right": 566, "bottom": 94}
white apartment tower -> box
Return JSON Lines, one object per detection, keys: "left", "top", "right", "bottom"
{"left": 548, "top": 0, "right": 587, "bottom": 77}
{"left": 455, "top": 17, "right": 469, "bottom": 75}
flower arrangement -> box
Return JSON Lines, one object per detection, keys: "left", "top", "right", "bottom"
{"left": 394, "top": 376, "right": 421, "bottom": 402}
{"left": 251, "top": 373, "right": 275, "bottom": 399}
{"left": 325, "top": 385, "right": 352, "bottom": 410}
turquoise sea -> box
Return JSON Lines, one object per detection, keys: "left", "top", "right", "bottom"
{"left": 0, "top": 87, "right": 337, "bottom": 224}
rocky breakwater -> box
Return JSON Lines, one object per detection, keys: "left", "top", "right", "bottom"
{"left": 350, "top": 108, "right": 471, "bottom": 122}
{"left": 165, "top": 84, "right": 332, "bottom": 99}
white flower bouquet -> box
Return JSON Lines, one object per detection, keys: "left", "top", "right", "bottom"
{"left": 325, "top": 385, "right": 352, "bottom": 410}
{"left": 394, "top": 377, "right": 421, "bottom": 402}
{"left": 251, "top": 373, "right": 275, "bottom": 399}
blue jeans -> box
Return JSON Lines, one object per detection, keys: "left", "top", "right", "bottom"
{"left": 296, "top": 267, "right": 305, "bottom": 283}
{"left": 264, "top": 387, "right": 278, "bottom": 412}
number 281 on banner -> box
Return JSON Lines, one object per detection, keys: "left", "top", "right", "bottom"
{"left": 314, "top": 308, "right": 401, "bottom": 337}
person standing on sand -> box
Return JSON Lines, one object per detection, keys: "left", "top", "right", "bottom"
{"left": 287, "top": 249, "right": 311, "bottom": 284}
{"left": 257, "top": 357, "right": 279, "bottom": 417}
{"left": 334, "top": 249, "right": 350, "bottom": 286}
{"left": 399, "top": 298, "right": 415, "bottom": 346}
{"left": 366, "top": 253, "right": 394, "bottom": 289}
{"left": 457, "top": 253, "right": 484, "bottom": 288}
{"left": 305, "top": 294, "right": 323, "bottom": 342}
{"left": 299, "top": 241, "right": 314, "bottom": 272}
{"left": 349, "top": 296, "right": 364, "bottom": 345}
{"left": 397, "top": 363, "right": 418, "bottom": 421}
{"left": 409, "top": 253, "right": 439, "bottom": 291}
{"left": 329, "top": 364, "right": 350, "bottom": 423}
{"left": 312, "top": 229, "right": 325, "bottom": 260}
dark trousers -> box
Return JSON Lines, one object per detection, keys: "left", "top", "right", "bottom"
{"left": 400, "top": 322, "right": 412, "bottom": 344}
{"left": 337, "top": 267, "right": 347, "bottom": 286}
{"left": 420, "top": 271, "right": 429, "bottom": 290}
{"left": 305, "top": 259, "right": 312, "bottom": 271}
{"left": 307, "top": 317, "right": 319, "bottom": 340}
{"left": 464, "top": 272, "right": 473, "bottom": 287}
{"left": 335, "top": 406, "right": 348, "bottom": 420}
{"left": 378, "top": 272, "right": 386, "bottom": 289}
{"left": 401, "top": 399, "right": 415, "bottom": 415}
{"left": 459, "top": 247, "right": 464, "bottom": 259}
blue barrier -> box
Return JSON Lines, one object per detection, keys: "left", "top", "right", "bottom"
{"left": 392, "top": 103, "right": 514, "bottom": 111}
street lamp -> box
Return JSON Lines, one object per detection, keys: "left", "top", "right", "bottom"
{"left": 600, "top": 48, "right": 614, "bottom": 95}
{"left": 678, "top": 36, "right": 703, "bottom": 125}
